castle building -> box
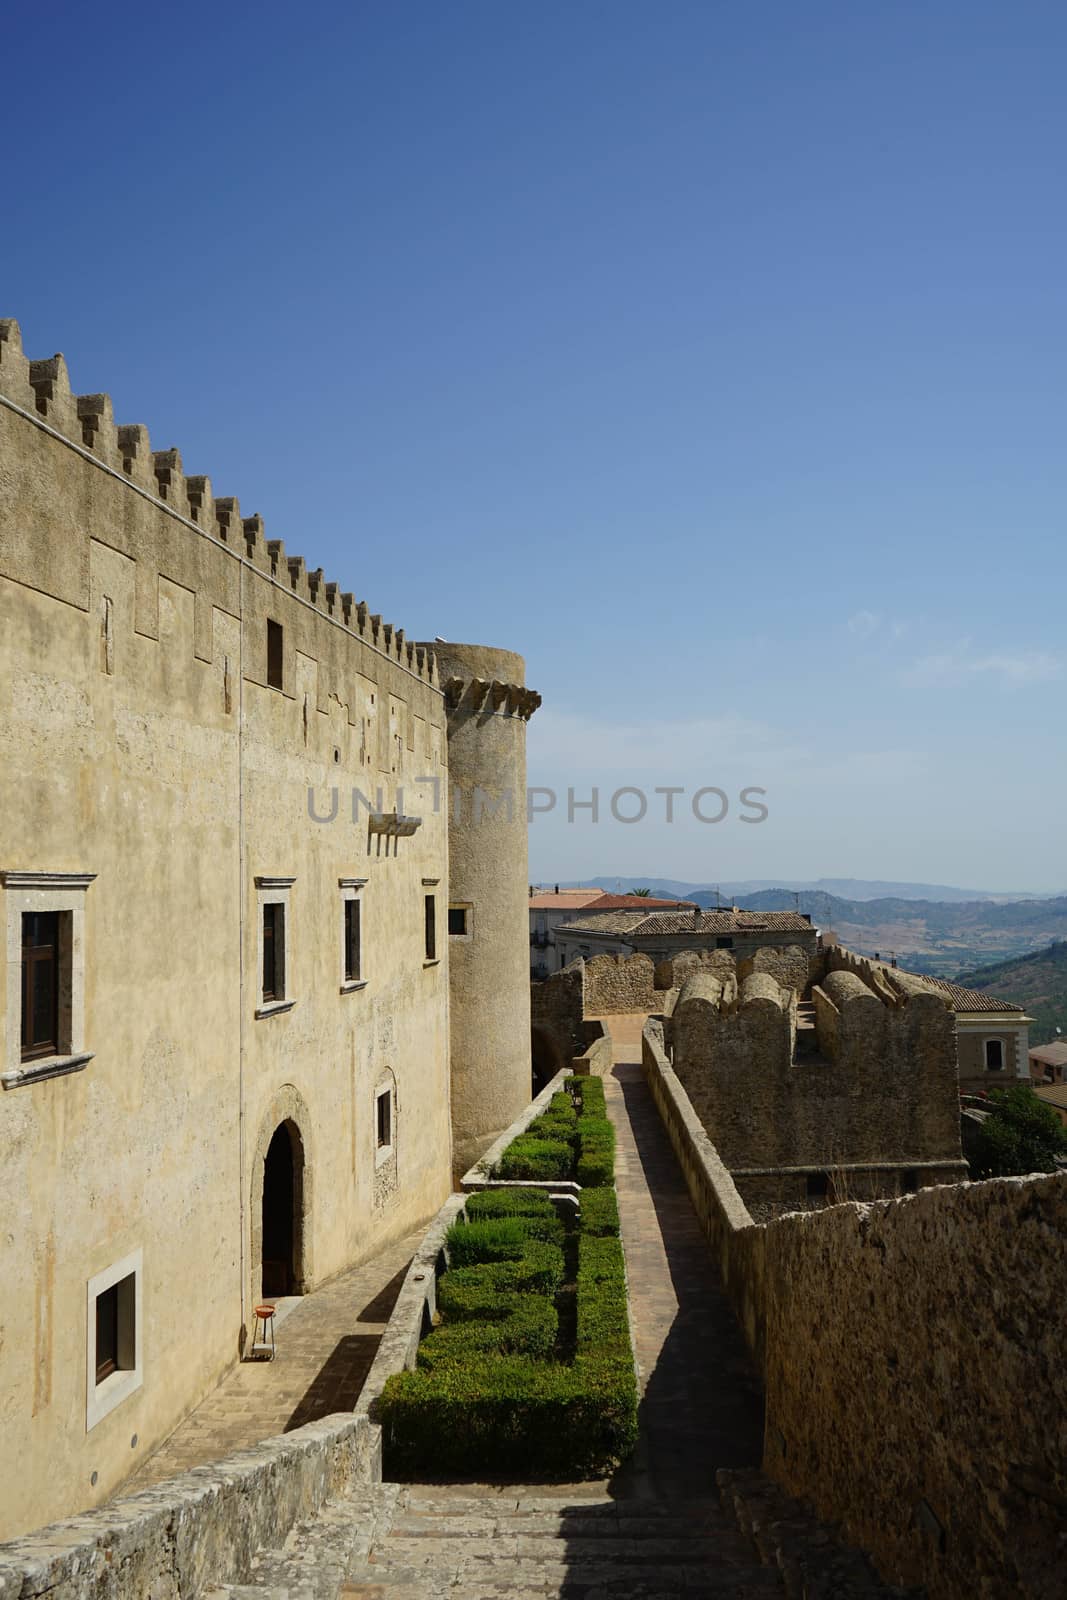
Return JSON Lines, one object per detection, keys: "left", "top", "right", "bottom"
{"left": 0, "top": 319, "right": 537, "bottom": 1540}
{"left": 555, "top": 906, "right": 818, "bottom": 969}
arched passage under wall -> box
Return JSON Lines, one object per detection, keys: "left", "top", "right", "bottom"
{"left": 250, "top": 1087, "right": 314, "bottom": 1302}
{"left": 531, "top": 1024, "right": 567, "bottom": 1095}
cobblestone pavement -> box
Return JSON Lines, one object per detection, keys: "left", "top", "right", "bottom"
{"left": 596, "top": 1012, "right": 765, "bottom": 1501}
{"left": 125, "top": 1226, "right": 424, "bottom": 1492}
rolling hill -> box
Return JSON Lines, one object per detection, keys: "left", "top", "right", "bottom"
{"left": 683, "top": 889, "right": 1067, "bottom": 975}
{"left": 954, "top": 943, "right": 1067, "bottom": 1047}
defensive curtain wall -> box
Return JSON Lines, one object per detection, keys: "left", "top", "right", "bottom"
{"left": 642, "top": 1017, "right": 1065, "bottom": 1600}
{"left": 0, "top": 318, "right": 536, "bottom": 1537}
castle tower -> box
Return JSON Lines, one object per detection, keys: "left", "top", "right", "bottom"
{"left": 425, "top": 642, "right": 541, "bottom": 1177}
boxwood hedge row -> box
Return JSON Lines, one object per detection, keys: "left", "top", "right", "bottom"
{"left": 379, "top": 1151, "right": 636, "bottom": 1477}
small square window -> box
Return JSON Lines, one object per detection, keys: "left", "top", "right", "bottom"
{"left": 424, "top": 894, "right": 436, "bottom": 961}
{"left": 716, "top": 936, "right": 734, "bottom": 950}
{"left": 344, "top": 898, "right": 361, "bottom": 983}
{"left": 806, "top": 1172, "right": 829, "bottom": 1199}
{"left": 376, "top": 1087, "right": 392, "bottom": 1149}
{"left": 448, "top": 905, "right": 469, "bottom": 937}
{"left": 266, "top": 619, "right": 284, "bottom": 690}
{"left": 86, "top": 1249, "right": 142, "bottom": 1430}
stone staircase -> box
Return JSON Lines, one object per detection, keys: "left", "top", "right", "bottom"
{"left": 204, "top": 1477, "right": 921, "bottom": 1599}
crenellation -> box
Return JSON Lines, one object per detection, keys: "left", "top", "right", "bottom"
{"left": 152, "top": 447, "right": 188, "bottom": 514}
{"left": 0, "top": 317, "right": 34, "bottom": 406}
{"left": 29, "top": 352, "right": 79, "bottom": 433}
{"left": 308, "top": 566, "right": 325, "bottom": 607}
{"left": 76, "top": 392, "right": 117, "bottom": 462}
{"left": 287, "top": 553, "right": 309, "bottom": 597}
{"left": 243, "top": 513, "right": 269, "bottom": 570}
{"left": 184, "top": 473, "right": 213, "bottom": 527}
{"left": 213, "top": 492, "right": 240, "bottom": 543}
{"left": 118, "top": 421, "right": 154, "bottom": 485}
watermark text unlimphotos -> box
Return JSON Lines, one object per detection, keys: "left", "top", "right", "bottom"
{"left": 307, "top": 780, "right": 769, "bottom": 826}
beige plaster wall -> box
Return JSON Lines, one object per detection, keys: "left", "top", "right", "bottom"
{"left": 0, "top": 333, "right": 453, "bottom": 1539}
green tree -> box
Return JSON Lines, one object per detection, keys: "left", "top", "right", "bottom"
{"left": 968, "top": 1083, "right": 1067, "bottom": 1179}
{"left": 630, "top": 887, "right": 651, "bottom": 897}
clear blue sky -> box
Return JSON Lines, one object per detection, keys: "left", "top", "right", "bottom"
{"left": 5, "top": 1, "right": 1064, "bottom": 891}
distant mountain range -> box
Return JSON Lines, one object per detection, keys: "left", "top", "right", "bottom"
{"left": 564, "top": 878, "right": 1067, "bottom": 976}
{"left": 955, "top": 942, "right": 1067, "bottom": 1047}
{"left": 575, "top": 876, "right": 1061, "bottom": 904}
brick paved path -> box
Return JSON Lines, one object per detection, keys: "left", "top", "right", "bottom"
{"left": 126, "top": 1226, "right": 424, "bottom": 1492}
{"left": 596, "top": 1012, "right": 764, "bottom": 1500}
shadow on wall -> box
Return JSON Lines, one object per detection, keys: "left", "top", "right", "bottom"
{"left": 608, "top": 1061, "right": 764, "bottom": 1501}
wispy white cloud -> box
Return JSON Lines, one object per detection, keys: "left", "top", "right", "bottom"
{"left": 901, "top": 642, "right": 1063, "bottom": 690}
{"left": 847, "top": 609, "right": 880, "bottom": 637}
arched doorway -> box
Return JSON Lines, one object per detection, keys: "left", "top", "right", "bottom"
{"left": 261, "top": 1120, "right": 305, "bottom": 1297}
{"left": 531, "top": 1025, "right": 566, "bottom": 1095}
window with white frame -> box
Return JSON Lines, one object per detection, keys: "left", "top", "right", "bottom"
{"left": 86, "top": 1247, "right": 143, "bottom": 1430}
{"left": 340, "top": 878, "right": 367, "bottom": 991}
{"left": 375, "top": 1081, "right": 394, "bottom": 1165}
{"left": 255, "top": 877, "right": 296, "bottom": 1016}
{"left": 2, "top": 871, "right": 95, "bottom": 1089}
{"left": 985, "top": 1038, "right": 1005, "bottom": 1071}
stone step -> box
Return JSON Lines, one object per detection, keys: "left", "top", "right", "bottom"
{"left": 717, "top": 1469, "right": 925, "bottom": 1600}
{"left": 350, "top": 1556, "right": 784, "bottom": 1594}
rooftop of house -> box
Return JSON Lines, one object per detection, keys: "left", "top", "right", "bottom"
{"left": 1029, "top": 1041, "right": 1067, "bottom": 1067}
{"left": 556, "top": 907, "right": 816, "bottom": 938}
{"left": 1033, "top": 1083, "right": 1067, "bottom": 1110}
{"left": 528, "top": 889, "right": 608, "bottom": 910}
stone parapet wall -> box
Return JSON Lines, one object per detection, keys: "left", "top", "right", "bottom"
{"left": 583, "top": 951, "right": 670, "bottom": 1014}
{"left": 642, "top": 1017, "right": 1067, "bottom": 1600}
{"left": 736, "top": 944, "right": 816, "bottom": 996}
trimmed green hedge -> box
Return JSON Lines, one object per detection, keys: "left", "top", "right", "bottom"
{"left": 465, "top": 1187, "right": 557, "bottom": 1221}
{"left": 579, "top": 1187, "right": 620, "bottom": 1236}
{"left": 495, "top": 1137, "right": 573, "bottom": 1180}
{"left": 381, "top": 1116, "right": 636, "bottom": 1477}
{"left": 436, "top": 1242, "right": 565, "bottom": 1319}
{"left": 416, "top": 1295, "right": 557, "bottom": 1371}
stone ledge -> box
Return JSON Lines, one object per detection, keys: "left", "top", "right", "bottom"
{"left": 1, "top": 1051, "right": 93, "bottom": 1089}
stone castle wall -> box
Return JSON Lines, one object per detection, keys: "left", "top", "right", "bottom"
{"left": 642, "top": 1020, "right": 1067, "bottom": 1600}
{"left": 0, "top": 321, "right": 456, "bottom": 1537}
{"left": 669, "top": 957, "right": 962, "bottom": 1174}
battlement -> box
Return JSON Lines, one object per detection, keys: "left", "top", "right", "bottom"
{"left": 0, "top": 317, "right": 438, "bottom": 686}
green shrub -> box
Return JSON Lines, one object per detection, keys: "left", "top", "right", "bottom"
{"left": 579, "top": 1188, "right": 620, "bottom": 1236}
{"left": 495, "top": 1137, "right": 573, "bottom": 1181}
{"left": 549, "top": 1090, "right": 575, "bottom": 1117}
{"left": 569, "top": 1076, "right": 606, "bottom": 1114}
{"left": 576, "top": 1114, "right": 615, "bottom": 1186}
{"left": 417, "top": 1296, "right": 557, "bottom": 1371}
{"left": 446, "top": 1215, "right": 563, "bottom": 1267}
{"left": 465, "top": 1187, "right": 557, "bottom": 1220}
{"left": 525, "top": 1114, "right": 576, "bottom": 1142}
{"left": 380, "top": 1353, "right": 637, "bottom": 1478}
{"left": 436, "top": 1243, "right": 565, "bottom": 1320}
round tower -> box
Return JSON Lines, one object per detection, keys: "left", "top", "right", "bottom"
{"left": 426, "top": 642, "right": 541, "bottom": 1179}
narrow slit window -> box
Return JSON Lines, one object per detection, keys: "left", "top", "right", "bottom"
{"left": 424, "top": 894, "right": 436, "bottom": 961}
{"left": 21, "top": 911, "right": 60, "bottom": 1061}
{"left": 376, "top": 1087, "right": 392, "bottom": 1149}
{"left": 344, "top": 898, "right": 361, "bottom": 983}
{"left": 95, "top": 1284, "right": 119, "bottom": 1383}
{"left": 263, "top": 903, "right": 284, "bottom": 1001}
{"left": 266, "top": 619, "right": 284, "bottom": 690}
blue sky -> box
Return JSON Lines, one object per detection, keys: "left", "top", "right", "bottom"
{"left": 5, "top": 1, "right": 1064, "bottom": 891}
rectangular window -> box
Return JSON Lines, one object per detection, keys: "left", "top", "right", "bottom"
{"left": 95, "top": 1283, "right": 119, "bottom": 1383}
{"left": 376, "top": 1087, "right": 392, "bottom": 1149}
{"left": 263, "top": 903, "right": 284, "bottom": 1001}
{"left": 448, "top": 906, "right": 468, "bottom": 937}
{"left": 21, "top": 911, "right": 60, "bottom": 1061}
{"left": 266, "top": 618, "right": 284, "bottom": 690}
{"left": 985, "top": 1039, "right": 1004, "bottom": 1071}
{"left": 344, "top": 897, "right": 361, "bottom": 983}
{"left": 716, "top": 936, "right": 734, "bottom": 950}
{"left": 806, "top": 1172, "right": 829, "bottom": 1199}
{"left": 87, "top": 1255, "right": 141, "bottom": 1429}
{"left": 424, "top": 894, "right": 436, "bottom": 961}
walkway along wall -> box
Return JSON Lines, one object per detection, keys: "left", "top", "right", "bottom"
{"left": 642, "top": 1017, "right": 1067, "bottom": 1600}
